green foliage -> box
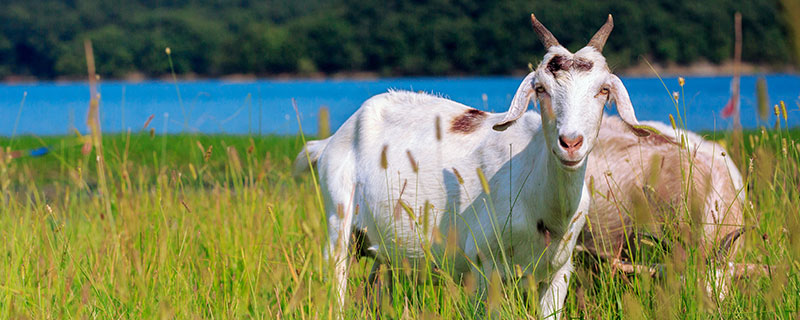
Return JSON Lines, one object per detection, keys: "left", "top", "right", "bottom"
{"left": 218, "top": 23, "right": 299, "bottom": 74}
{"left": 0, "top": 0, "right": 795, "bottom": 78}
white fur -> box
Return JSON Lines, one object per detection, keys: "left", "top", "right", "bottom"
{"left": 296, "top": 35, "right": 645, "bottom": 319}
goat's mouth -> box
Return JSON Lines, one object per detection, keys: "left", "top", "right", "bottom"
{"left": 559, "top": 157, "right": 583, "bottom": 168}
{"left": 552, "top": 149, "right": 584, "bottom": 169}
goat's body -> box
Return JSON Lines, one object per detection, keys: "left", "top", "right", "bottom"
{"left": 581, "top": 116, "right": 744, "bottom": 296}
{"left": 582, "top": 115, "right": 743, "bottom": 257}
{"left": 303, "top": 90, "right": 587, "bottom": 317}
{"left": 297, "top": 14, "right": 646, "bottom": 318}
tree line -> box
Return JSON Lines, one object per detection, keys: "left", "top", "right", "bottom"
{"left": 0, "top": 0, "right": 795, "bottom": 79}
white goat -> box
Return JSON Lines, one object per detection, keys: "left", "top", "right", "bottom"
{"left": 295, "top": 14, "right": 650, "bottom": 318}
{"left": 581, "top": 115, "right": 745, "bottom": 296}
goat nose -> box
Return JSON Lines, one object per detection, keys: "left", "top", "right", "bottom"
{"left": 558, "top": 135, "right": 584, "bottom": 152}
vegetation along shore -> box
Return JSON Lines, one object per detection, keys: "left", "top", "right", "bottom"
{"left": 1, "top": 0, "right": 797, "bottom": 81}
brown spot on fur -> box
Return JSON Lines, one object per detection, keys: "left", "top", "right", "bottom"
{"left": 538, "top": 220, "right": 552, "bottom": 246}
{"left": 573, "top": 58, "right": 594, "bottom": 71}
{"left": 547, "top": 56, "right": 594, "bottom": 74}
{"left": 450, "top": 109, "right": 487, "bottom": 134}
{"left": 547, "top": 55, "right": 571, "bottom": 73}
{"left": 547, "top": 55, "right": 594, "bottom": 73}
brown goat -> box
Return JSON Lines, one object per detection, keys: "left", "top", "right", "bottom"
{"left": 580, "top": 115, "right": 745, "bottom": 295}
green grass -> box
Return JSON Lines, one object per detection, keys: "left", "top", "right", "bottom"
{"left": 0, "top": 126, "right": 798, "bottom": 319}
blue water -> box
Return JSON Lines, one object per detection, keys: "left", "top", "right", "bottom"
{"left": 0, "top": 75, "right": 798, "bottom": 136}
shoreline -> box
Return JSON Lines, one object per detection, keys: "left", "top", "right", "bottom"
{"left": 2, "top": 61, "right": 796, "bottom": 84}
{"left": 1, "top": 127, "right": 798, "bottom": 142}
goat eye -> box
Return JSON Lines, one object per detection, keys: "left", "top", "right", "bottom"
{"left": 599, "top": 87, "right": 610, "bottom": 95}
{"left": 535, "top": 86, "right": 546, "bottom": 94}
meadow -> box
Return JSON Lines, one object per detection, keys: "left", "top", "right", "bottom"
{"left": 0, "top": 115, "right": 799, "bottom": 318}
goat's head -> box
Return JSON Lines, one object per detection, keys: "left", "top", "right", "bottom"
{"left": 494, "top": 14, "right": 650, "bottom": 170}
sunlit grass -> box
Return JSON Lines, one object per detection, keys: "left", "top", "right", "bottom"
{"left": 0, "top": 122, "right": 797, "bottom": 318}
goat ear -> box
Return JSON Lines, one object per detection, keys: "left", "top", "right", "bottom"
{"left": 608, "top": 74, "right": 651, "bottom": 137}
{"left": 493, "top": 72, "right": 536, "bottom": 131}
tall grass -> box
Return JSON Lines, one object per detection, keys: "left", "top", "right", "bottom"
{"left": 0, "top": 121, "right": 797, "bottom": 318}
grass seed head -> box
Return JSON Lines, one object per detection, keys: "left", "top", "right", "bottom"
{"left": 782, "top": 138, "right": 788, "bottom": 156}
{"left": 476, "top": 167, "right": 490, "bottom": 194}
{"left": 380, "top": 145, "right": 388, "bottom": 169}
{"left": 487, "top": 271, "right": 502, "bottom": 313}
{"left": 452, "top": 167, "right": 464, "bottom": 185}
{"left": 204, "top": 145, "right": 213, "bottom": 162}
{"left": 622, "top": 291, "right": 647, "bottom": 320}
{"left": 143, "top": 114, "right": 155, "bottom": 129}
{"left": 446, "top": 226, "right": 459, "bottom": 254}
{"left": 463, "top": 272, "right": 476, "bottom": 297}
{"left": 227, "top": 146, "right": 242, "bottom": 173}
{"left": 432, "top": 226, "right": 443, "bottom": 244}
{"left": 435, "top": 116, "right": 442, "bottom": 141}
{"left": 781, "top": 100, "right": 788, "bottom": 121}
{"left": 406, "top": 150, "right": 418, "bottom": 173}
{"left": 422, "top": 201, "right": 432, "bottom": 234}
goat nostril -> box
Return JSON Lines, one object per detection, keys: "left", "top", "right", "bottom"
{"left": 559, "top": 136, "right": 569, "bottom": 149}
{"left": 573, "top": 136, "right": 584, "bottom": 148}
{"left": 559, "top": 135, "right": 584, "bottom": 150}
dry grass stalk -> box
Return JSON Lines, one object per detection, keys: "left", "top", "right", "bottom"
{"left": 84, "top": 39, "right": 114, "bottom": 227}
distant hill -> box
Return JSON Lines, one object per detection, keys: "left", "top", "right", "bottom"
{"left": 0, "top": 0, "right": 794, "bottom": 79}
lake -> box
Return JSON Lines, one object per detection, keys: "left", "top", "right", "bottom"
{"left": 0, "top": 74, "right": 798, "bottom": 136}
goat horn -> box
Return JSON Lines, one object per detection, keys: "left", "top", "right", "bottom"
{"left": 587, "top": 14, "right": 614, "bottom": 52}
{"left": 530, "top": 13, "right": 560, "bottom": 49}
